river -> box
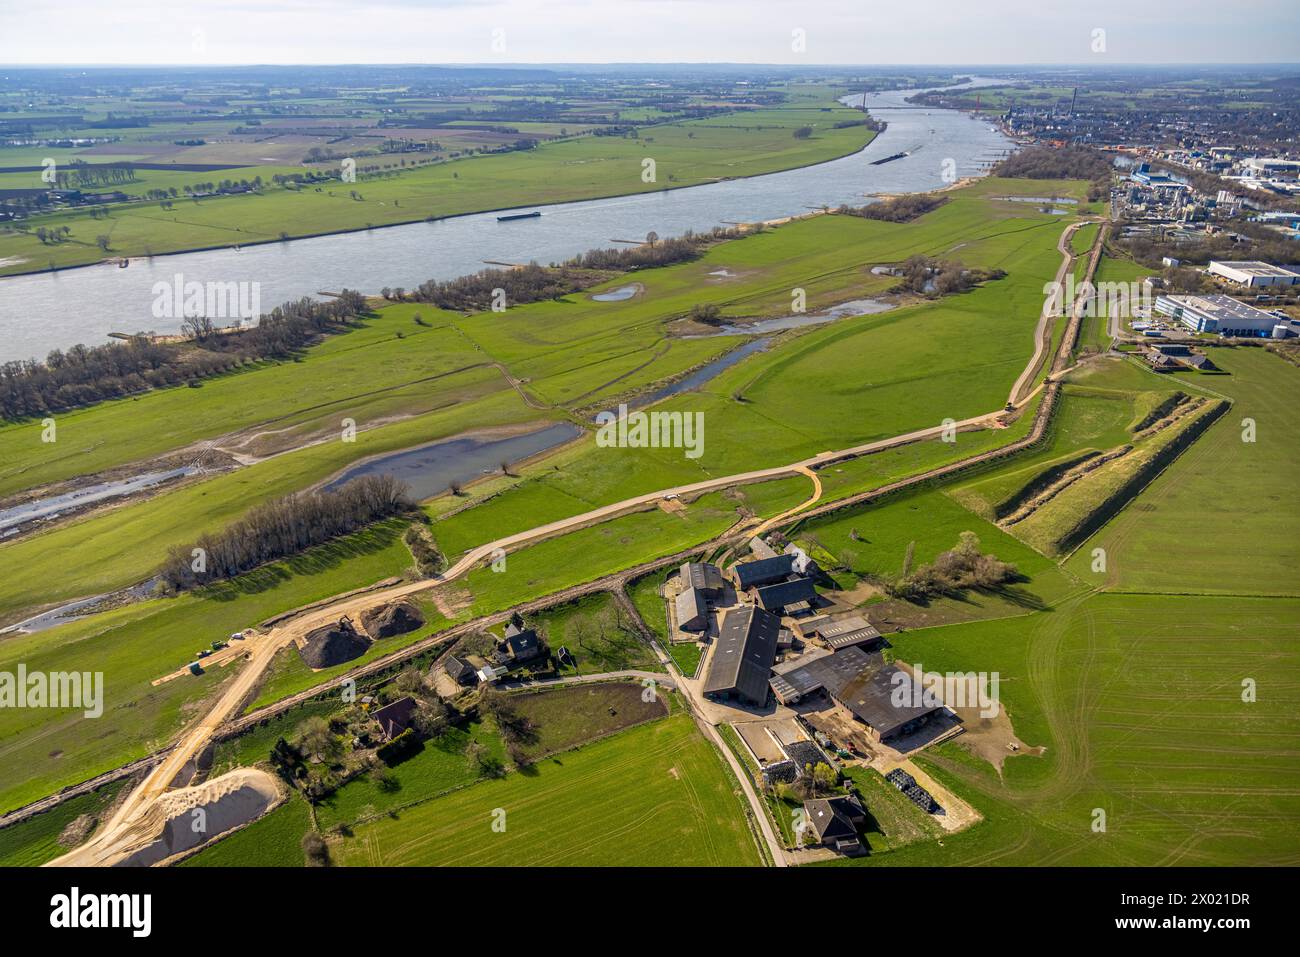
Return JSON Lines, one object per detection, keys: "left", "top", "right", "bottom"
{"left": 0, "top": 78, "right": 1011, "bottom": 363}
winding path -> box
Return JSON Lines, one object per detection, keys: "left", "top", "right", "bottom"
{"left": 48, "top": 217, "right": 1097, "bottom": 868}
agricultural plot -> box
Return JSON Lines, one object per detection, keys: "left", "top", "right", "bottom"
{"left": 179, "top": 795, "right": 314, "bottom": 868}
{"left": 0, "top": 778, "right": 128, "bottom": 867}
{"left": 334, "top": 713, "right": 761, "bottom": 866}
{"left": 1064, "top": 348, "right": 1300, "bottom": 596}
{"left": 0, "top": 94, "right": 875, "bottom": 274}
{"left": 529, "top": 593, "right": 663, "bottom": 676}
{"left": 830, "top": 592, "right": 1300, "bottom": 867}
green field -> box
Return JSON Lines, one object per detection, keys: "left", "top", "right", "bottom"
{"left": 179, "top": 795, "right": 315, "bottom": 868}
{"left": 0, "top": 779, "right": 128, "bottom": 867}
{"left": 814, "top": 342, "right": 1300, "bottom": 867}
{"left": 827, "top": 592, "right": 1300, "bottom": 866}
{"left": 334, "top": 713, "right": 760, "bottom": 866}
{"left": 0, "top": 96, "right": 876, "bottom": 275}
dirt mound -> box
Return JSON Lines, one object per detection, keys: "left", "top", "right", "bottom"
{"left": 361, "top": 600, "right": 425, "bottom": 639}
{"left": 51, "top": 768, "right": 282, "bottom": 867}
{"left": 116, "top": 768, "right": 282, "bottom": 867}
{"left": 298, "top": 617, "right": 370, "bottom": 668}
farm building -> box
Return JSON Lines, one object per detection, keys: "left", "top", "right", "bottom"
{"left": 733, "top": 553, "right": 797, "bottom": 590}
{"left": 751, "top": 576, "right": 818, "bottom": 615}
{"left": 702, "top": 606, "right": 781, "bottom": 706}
{"left": 444, "top": 654, "right": 479, "bottom": 686}
{"left": 372, "top": 696, "right": 418, "bottom": 741}
{"left": 803, "top": 796, "right": 866, "bottom": 854}
{"left": 836, "top": 665, "right": 943, "bottom": 742}
{"left": 494, "top": 616, "right": 545, "bottom": 668}
{"left": 769, "top": 646, "right": 880, "bottom": 705}
{"left": 674, "top": 586, "right": 708, "bottom": 632}
{"left": 680, "top": 561, "right": 724, "bottom": 596}
{"left": 805, "top": 614, "right": 884, "bottom": 651}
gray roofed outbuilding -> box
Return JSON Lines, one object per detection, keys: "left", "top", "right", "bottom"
{"left": 674, "top": 586, "right": 708, "bottom": 632}
{"left": 680, "top": 561, "right": 724, "bottom": 595}
{"left": 733, "top": 554, "right": 797, "bottom": 589}
{"left": 751, "top": 576, "right": 817, "bottom": 613}
{"left": 702, "top": 605, "right": 781, "bottom": 706}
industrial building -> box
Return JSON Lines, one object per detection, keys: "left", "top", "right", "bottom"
{"left": 1206, "top": 261, "right": 1300, "bottom": 288}
{"left": 701, "top": 606, "right": 782, "bottom": 706}
{"left": 1153, "top": 294, "right": 1290, "bottom": 337}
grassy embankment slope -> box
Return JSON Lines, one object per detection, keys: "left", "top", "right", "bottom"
{"left": 816, "top": 348, "right": 1300, "bottom": 866}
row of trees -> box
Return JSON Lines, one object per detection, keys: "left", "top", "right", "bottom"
{"left": 406, "top": 229, "right": 734, "bottom": 312}
{"left": 0, "top": 289, "right": 368, "bottom": 420}
{"left": 157, "top": 474, "right": 413, "bottom": 591}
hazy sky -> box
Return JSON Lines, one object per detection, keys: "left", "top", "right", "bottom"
{"left": 1, "top": 0, "right": 1297, "bottom": 66}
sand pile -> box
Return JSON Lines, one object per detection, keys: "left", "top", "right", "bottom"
{"left": 96, "top": 768, "right": 281, "bottom": 867}
{"left": 361, "top": 600, "right": 425, "bottom": 639}
{"left": 297, "top": 616, "right": 370, "bottom": 668}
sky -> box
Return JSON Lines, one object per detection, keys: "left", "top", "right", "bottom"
{"left": 1, "top": 0, "right": 1297, "bottom": 66}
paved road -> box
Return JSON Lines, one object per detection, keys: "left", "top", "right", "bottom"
{"left": 47, "top": 219, "right": 1089, "bottom": 867}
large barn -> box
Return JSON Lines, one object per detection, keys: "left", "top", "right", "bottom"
{"left": 702, "top": 605, "right": 781, "bottom": 706}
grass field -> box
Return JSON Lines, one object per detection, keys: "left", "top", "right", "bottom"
{"left": 1063, "top": 348, "right": 1300, "bottom": 596}
{"left": 827, "top": 592, "right": 1300, "bottom": 866}
{"left": 814, "top": 342, "right": 1300, "bottom": 867}
{"left": 0, "top": 96, "right": 876, "bottom": 275}
{"left": 529, "top": 593, "right": 663, "bottom": 676}
{"left": 179, "top": 794, "right": 314, "bottom": 868}
{"left": 333, "top": 712, "right": 761, "bottom": 866}
{"left": 0, "top": 779, "right": 128, "bottom": 867}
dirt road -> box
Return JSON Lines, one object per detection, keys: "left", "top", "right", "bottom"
{"left": 47, "top": 219, "right": 1092, "bottom": 868}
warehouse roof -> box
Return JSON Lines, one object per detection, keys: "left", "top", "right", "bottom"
{"left": 752, "top": 576, "right": 818, "bottom": 612}
{"left": 733, "top": 554, "right": 797, "bottom": 589}
{"left": 769, "top": 645, "right": 880, "bottom": 703}
{"left": 835, "top": 664, "right": 941, "bottom": 739}
{"left": 702, "top": 606, "right": 781, "bottom": 704}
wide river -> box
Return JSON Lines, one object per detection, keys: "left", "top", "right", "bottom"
{"left": 0, "top": 78, "right": 1012, "bottom": 363}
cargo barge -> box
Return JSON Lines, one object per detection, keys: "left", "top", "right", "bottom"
{"left": 497, "top": 210, "right": 542, "bottom": 221}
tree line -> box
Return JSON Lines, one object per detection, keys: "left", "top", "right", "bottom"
{"left": 403, "top": 229, "right": 740, "bottom": 312}
{"left": 157, "top": 474, "right": 413, "bottom": 591}
{"left": 993, "top": 145, "right": 1113, "bottom": 201}
{"left": 839, "top": 192, "right": 949, "bottom": 223}
{"left": 0, "top": 289, "right": 368, "bottom": 420}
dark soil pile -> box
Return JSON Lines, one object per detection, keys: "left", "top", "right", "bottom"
{"left": 361, "top": 601, "right": 425, "bottom": 639}
{"left": 298, "top": 617, "right": 370, "bottom": 668}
